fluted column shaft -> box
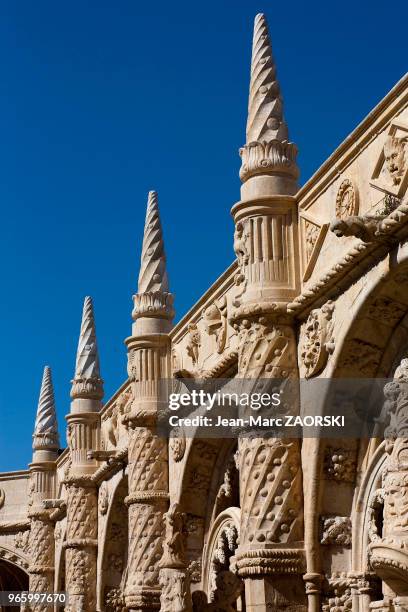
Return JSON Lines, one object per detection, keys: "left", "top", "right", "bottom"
{"left": 124, "top": 334, "right": 171, "bottom": 612}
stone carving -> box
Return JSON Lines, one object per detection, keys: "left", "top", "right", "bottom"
{"left": 214, "top": 460, "right": 237, "bottom": 516}
{"left": 324, "top": 447, "right": 356, "bottom": 483}
{"left": 383, "top": 135, "right": 407, "bottom": 187}
{"left": 71, "top": 296, "right": 104, "bottom": 400}
{"left": 161, "top": 502, "right": 187, "bottom": 569}
{"left": 236, "top": 317, "right": 297, "bottom": 379}
{"left": 239, "top": 16, "right": 298, "bottom": 184}
{"left": 209, "top": 524, "right": 238, "bottom": 599}
{"left": 202, "top": 296, "right": 227, "bottom": 354}
{"left": 187, "top": 559, "right": 202, "bottom": 583}
{"left": 104, "top": 587, "right": 126, "bottom": 612}
{"left": 159, "top": 503, "right": 191, "bottom": 612}
{"left": 300, "top": 301, "right": 335, "bottom": 378}
{"left": 187, "top": 323, "right": 201, "bottom": 367}
{"left": 338, "top": 339, "right": 382, "bottom": 377}
{"left": 32, "top": 366, "right": 60, "bottom": 453}
{"left": 233, "top": 221, "right": 249, "bottom": 270}
{"left": 322, "top": 575, "right": 352, "bottom": 612}
{"left": 193, "top": 572, "right": 243, "bottom": 612}
{"left": 336, "top": 179, "right": 359, "bottom": 219}
{"left": 236, "top": 436, "right": 303, "bottom": 569}
{"left": 366, "top": 296, "right": 406, "bottom": 327}
{"left": 320, "top": 516, "right": 352, "bottom": 546}
{"left": 170, "top": 430, "right": 186, "bottom": 462}
{"left": 0, "top": 488, "right": 4, "bottom": 510}
{"left": 370, "top": 121, "right": 408, "bottom": 198}
{"left": 99, "top": 481, "right": 109, "bottom": 515}
{"left": 15, "top": 530, "right": 30, "bottom": 554}
{"left": 132, "top": 191, "right": 174, "bottom": 322}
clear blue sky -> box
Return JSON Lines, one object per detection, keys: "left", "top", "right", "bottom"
{"left": 0, "top": 0, "right": 407, "bottom": 472}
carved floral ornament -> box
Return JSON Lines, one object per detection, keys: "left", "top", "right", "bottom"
{"left": 202, "top": 296, "right": 228, "bottom": 354}
{"left": 300, "top": 301, "right": 335, "bottom": 378}
{"left": 335, "top": 179, "right": 359, "bottom": 219}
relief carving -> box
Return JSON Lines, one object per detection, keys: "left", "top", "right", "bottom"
{"left": 187, "top": 323, "right": 201, "bottom": 367}
{"left": 99, "top": 481, "right": 109, "bottom": 516}
{"left": 324, "top": 447, "right": 356, "bottom": 483}
{"left": 320, "top": 516, "right": 352, "bottom": 546}
{"left": 371, "top": 121, "right": 408, "bottom": 198}
{"left": 202, "top": 296, "right": 228, "bottom": 354}
{"left": 0, "top": 487, "right": 4, "bottom": 510}
{"left": 15, "top": 530, "right": 30, "bottom": 554}
{"left": 382, "top": 136, "right": 407, "bottom": 188}
{"left": 300, "top": 301, "right": 335, "bottom": 378}
{"left": 335, "top": 179, "right": 359, "bottom": 219}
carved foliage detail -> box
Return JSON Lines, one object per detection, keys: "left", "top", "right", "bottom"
{"left": 320, "top": 516, "right": 352, "bottom": 546}
{"left": 300, "top": 301, "right": 335, "bottom": 378}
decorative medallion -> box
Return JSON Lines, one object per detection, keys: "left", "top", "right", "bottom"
{"left": 335, "top": 179, "right": 359, "bottom": 219}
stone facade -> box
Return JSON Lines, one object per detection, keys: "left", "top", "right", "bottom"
{"left": 1, "top": 11, "right": 408, "bottom": 612}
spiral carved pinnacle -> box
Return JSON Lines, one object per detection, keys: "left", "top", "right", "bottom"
{"left": 138, "top": 191, "right": 170, "bottom": 294}
{"left": 71, "top": 296, "right": 103, "bottom": 400}
{"left": 33, "top": 366, "right": 59, "bottom": 451}
{"left": 246, "top": 14, "right": 288, "bottom": 143}
{"left": 239, "top": 14, "right": 299, "bottom": 184}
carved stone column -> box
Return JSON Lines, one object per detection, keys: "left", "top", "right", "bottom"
{"left": 64, "top": 296, "right": 103, "bottom": 611}
{"left": 124, "top": 190, "right": 174, "bottom": 611}
{"left": 369, "top": 358, "right": 408, "bottom": 600}
{"left": 230, "top": 12, "right": 305, "bottom": 610}
{"left": 27, "top": 366, "right": 60, "bottom": 611}
{"left": 159, "top": 502, "right": 192, "bottom": 612}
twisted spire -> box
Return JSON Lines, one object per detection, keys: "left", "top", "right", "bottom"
{"left": 131, "top": 191, "right": 174, "bottom": 325}
{"left": 71, "top": 296, "right": 104, "bottom": 400}
{"left": 239, "top": 13, "right": 298, "bottom": 186}
{"left": 138, "top": 191, "right": 170, "bottom": 294}
{"left": 246, "top": 14, "right": 289, "bottom": 143}
{"left": 33, "top": 366, "right": 59, "bottom": 452}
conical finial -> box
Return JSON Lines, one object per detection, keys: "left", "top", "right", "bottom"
{"left": 239, "top": 14, "right": 298, "bottom": 188}
{"left": 246, "top": 13, "right": 288, "bottom": 144}
{"left": 138, "top": 191, "right": 170, "bottom": 294}
{"left": 131, "top": 191, "right": 174, "bottom": 326}
{"left": 33, "top": 366, "right": 60, "bottom": 453}
{"left": 71, "top": 296, "right": 104, "bottom": 400}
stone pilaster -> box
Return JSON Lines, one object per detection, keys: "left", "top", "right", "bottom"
{"left": 124, "top": 190, "right": 174, "bottom": 611}
{"left": 28, "top": 366, "right": 60, "bottom": 611}
{"left": 64, "top": 296, "right": 103, "bottom": 612}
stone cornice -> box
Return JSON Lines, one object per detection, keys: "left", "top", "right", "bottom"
{"left": 298, "top": 73, "right": 408, "bottom": 211}
{"left": 0, "top": 470, "right": 29, "bottom": 481}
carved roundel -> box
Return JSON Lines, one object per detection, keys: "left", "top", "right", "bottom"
{"left": 0, "top": 488, "right": 5, "bottom": 510}
{"left": 335, "top": 179, "right": 359, "bottom": 219}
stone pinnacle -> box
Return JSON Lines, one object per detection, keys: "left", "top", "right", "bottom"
{"left": 33, "top": 366, "right": 60, "bottom": 452}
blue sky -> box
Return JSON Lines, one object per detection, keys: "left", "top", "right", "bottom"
{"left": 0, "top": 0, "right": 407, "bottom": 472}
